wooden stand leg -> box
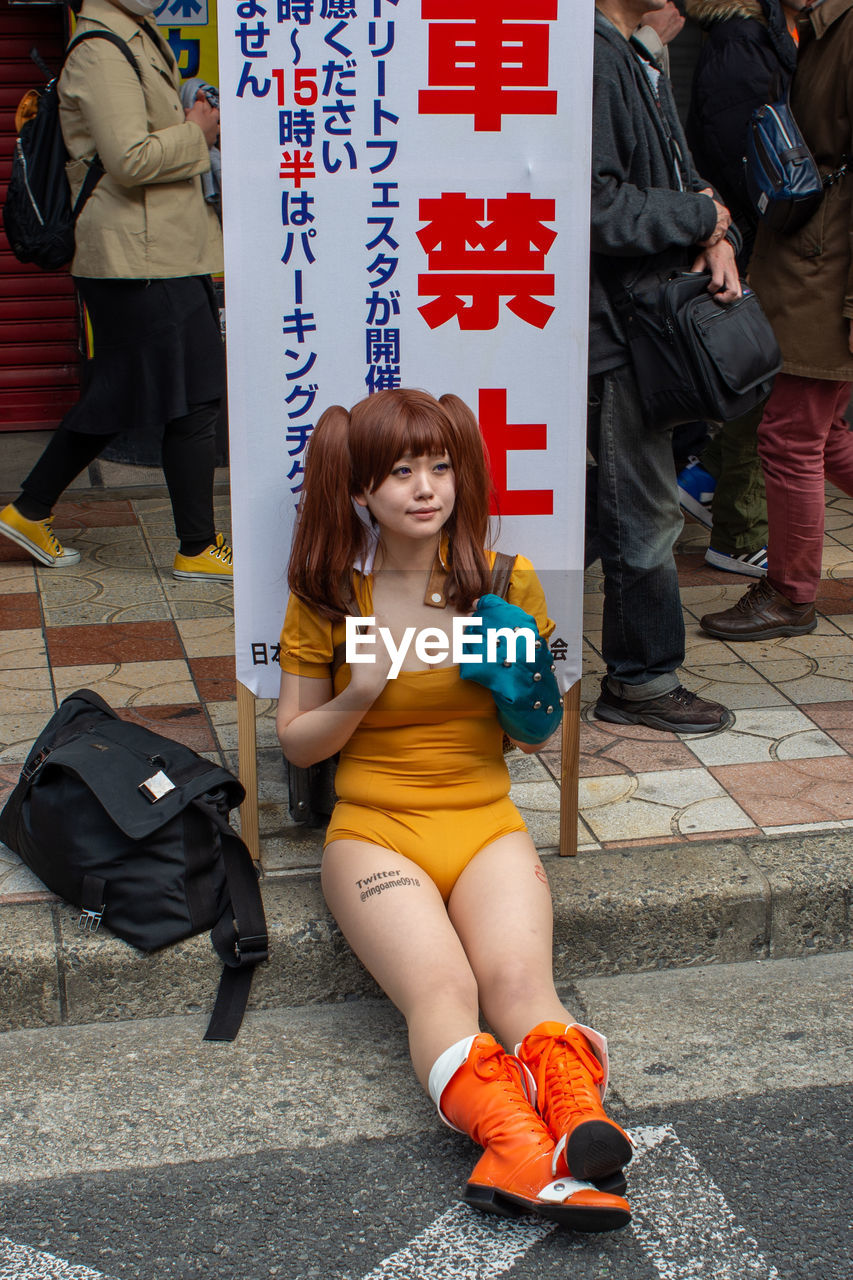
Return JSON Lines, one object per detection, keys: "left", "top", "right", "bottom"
{"left": 236, "top": 680, "right": 261, "bottom": 863}
{"left": 558, "top": 681, "right": 581, "bottom": 857}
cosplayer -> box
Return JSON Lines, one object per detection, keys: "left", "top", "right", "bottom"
{"left": 276, "top": 388, "right": 633, "bottom": 1232}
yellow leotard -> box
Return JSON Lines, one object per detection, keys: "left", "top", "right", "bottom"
{"left": 279, "top": 552, "right": 555, "bottom": 900}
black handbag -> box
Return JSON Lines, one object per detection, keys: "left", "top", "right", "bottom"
{"left": 615, "top": 270, "right": 782, "bottom": 429}
{"left": 0, "top": 689, "right": 268, "bottom": 1041}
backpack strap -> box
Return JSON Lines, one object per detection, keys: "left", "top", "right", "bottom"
{"left": 65, "top": 29, "right": 143, "bottom": 81}
{"left": 490, "top": 551, "right": 517, "bottom": 601}
{"left": 63, "top": 31, "right": 144, "bottom": 221}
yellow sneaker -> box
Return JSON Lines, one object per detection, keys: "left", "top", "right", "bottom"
{"left": 172, "top": 532, "right": 233, "bottom": 581}
{"left": 0, "top": 503, "right": 81, "bottom": 567}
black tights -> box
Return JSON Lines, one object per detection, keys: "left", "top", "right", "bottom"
{"left": 17, "top": 400, "right": 220, "bottom": 557}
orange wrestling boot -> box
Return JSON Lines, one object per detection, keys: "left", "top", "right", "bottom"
{"left": 517, "top": 1022, "right": 634, "bottom": 1183}
{"left": 429, "top": 1033, "right": 630, "bottom": 1233}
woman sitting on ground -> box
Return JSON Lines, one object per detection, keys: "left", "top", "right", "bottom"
{"left": 276, "top": 388, "right": 634, "bottom": 1233}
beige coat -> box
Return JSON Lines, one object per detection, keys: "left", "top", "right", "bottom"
{"left": 748, "top": 0, "right": 853, "bottom": 379}
{"left": 59, "top": 0, "right": 222, "bottom": 278}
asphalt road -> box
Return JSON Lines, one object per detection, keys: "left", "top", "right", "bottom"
{"left": 1, "top": 952, "right": 851, "bottom": 1280}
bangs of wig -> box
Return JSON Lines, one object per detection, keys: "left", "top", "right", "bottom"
{"left": 349, "top": 390, "right": 455, "bottom": 494}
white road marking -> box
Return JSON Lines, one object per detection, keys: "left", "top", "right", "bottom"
{"left": 359, "top": 1125, "right": 780, "bottom": 1280}
{"left": 358, "top": 1203, "right": 557, "bottom": 1280}
{"left": 0, "top": 1237, "right": 114, "bottom": 1280}
{"left": 631, "top": 1125, "right": 780, "bottom": 1280}
{"left": 0, "top": 1127, "right": 781, "bottom": 1280}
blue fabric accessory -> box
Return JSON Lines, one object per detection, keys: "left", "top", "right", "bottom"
{"left": 459, "top": 593, "right": 563, "bottom": 745}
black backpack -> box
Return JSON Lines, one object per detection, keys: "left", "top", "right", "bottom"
{"left": 3, "top": 32, "right": 141, "bottom": 272}
{"left": 0, "top": 689, "right": 268, "bottom": 1041}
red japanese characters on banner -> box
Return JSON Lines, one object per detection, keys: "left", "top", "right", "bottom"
{"left": 417, "top": 192, "right": 557, "bottom": 330}
{"left": 221, "top": 2, "right": 591, "bottom": 699}
{"left": 418, "top": 0, "right": 558, "bottom": 132}
{"left": 479, "top": 389, "right": 553, "bottom": 517}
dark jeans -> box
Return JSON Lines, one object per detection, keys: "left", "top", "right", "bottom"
{"left": 19, "top": 400, "right": 219, "bottom": 554}
{"left": 587, "top": 364, "right": 684, "bottom": 696}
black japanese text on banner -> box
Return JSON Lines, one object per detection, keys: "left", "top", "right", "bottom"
{"left": 217, "top": 1, "right": 593, "bottom": 698}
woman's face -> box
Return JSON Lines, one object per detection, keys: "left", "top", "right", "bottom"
{"left": 356, "top": 452, "right": 456, "bottom": 542}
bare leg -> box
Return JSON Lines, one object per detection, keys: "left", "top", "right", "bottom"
{"left": 321, "top": 839, "right": 480, "bottom": 1087}
{"left": 448, "top": 831, "right": 574, "bottom": 1049}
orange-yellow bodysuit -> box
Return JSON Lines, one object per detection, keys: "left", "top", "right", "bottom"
{"left": 279, "top": 552, "right": 555, "bottom": 900}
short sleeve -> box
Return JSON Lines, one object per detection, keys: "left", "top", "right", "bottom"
{"left": 506, "top": 554, "right": 556, "bottom": 641}
{"left": 279, "top": 593, "right": 335, "bottom": 678}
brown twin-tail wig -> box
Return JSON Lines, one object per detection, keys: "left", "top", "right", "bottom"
{"left": 288, "top": 388, "right": 496, "bottom": 619}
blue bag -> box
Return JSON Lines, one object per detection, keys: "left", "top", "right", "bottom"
{"left": 744, "top": 87, "right": 848, "bottom": 235}
{"left": 459, "top": 594, "right": 563, "bottom": 745}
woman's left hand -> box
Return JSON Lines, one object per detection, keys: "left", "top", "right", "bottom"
{"left": 185, "top": 90, "right": 220, "bottom": 148}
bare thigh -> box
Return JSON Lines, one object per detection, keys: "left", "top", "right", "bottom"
{"left": 448, "top": 831, "right": 571, "bottom": 1047}
{"left": 321, "top": 839, "right": 478, "bottom": 1022}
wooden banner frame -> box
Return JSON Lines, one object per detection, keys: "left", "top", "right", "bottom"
{"left": 235, "top": 680, "right": 581, "bottom": 863}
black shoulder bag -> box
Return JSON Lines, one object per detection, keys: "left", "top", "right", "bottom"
{"left": 599, "top": 40, "right": 781, "bottom": 429}
{"left": 0, "top": 689, "right": 267, "bottom": 1041}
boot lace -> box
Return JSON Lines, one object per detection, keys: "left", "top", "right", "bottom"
{"left": 468, "top": 1041, "right": 551, "bottom": 1148}
{"left": 528, "top": 1027, "right": 604, "bottom": 1133}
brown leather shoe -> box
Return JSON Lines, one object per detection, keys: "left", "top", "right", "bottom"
{"left": 700, "top": 578, "right": 816, "bottom": 641}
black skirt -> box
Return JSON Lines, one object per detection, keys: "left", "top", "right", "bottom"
{"left": 63, "top": 275, "right": 226, "bottom": 436}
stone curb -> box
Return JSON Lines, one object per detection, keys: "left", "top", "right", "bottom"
{"left": 2, "top": 830, "right": 851, "bottom": 1034}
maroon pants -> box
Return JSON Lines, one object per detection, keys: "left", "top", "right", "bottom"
{"left": 758, "top": 372, "right": 853, "bottom": 604}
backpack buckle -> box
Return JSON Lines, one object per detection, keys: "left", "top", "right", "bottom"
{"left": 235, "top": 932, "right": 268, "bottom": 964}
{"left": 139, "top": 770, "right": 176, "bottom": 802}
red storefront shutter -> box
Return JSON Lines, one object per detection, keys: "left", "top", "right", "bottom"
{"left": 0, "top": 0, "right": 82, "bottom": 431}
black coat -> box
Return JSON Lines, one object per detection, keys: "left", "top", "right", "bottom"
{"left": 685, "top": 0, "right": 797, "bottom": 267}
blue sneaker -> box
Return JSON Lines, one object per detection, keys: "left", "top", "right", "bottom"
{"left": 705, "top": 546, "right": 768, "bottom": 578}
{"left": 677, "top": 458, "right": 715, "bottom": 528}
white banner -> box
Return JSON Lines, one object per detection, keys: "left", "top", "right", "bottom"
{"left": 218, "top": 0, "right": 592, "bottom": 700}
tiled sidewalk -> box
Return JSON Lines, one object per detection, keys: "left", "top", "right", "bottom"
{"left": 577, "top": 487, "right": 853, "bottom": 849}
{"left": 2, "top": 486, "right": 853, "bottom": 904}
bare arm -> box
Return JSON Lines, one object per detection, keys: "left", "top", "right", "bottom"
{"left": 276, "top": 623, "right": 392, "bottom": 766}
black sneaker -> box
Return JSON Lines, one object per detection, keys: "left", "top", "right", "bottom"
{"left": 594, "top": 680, "right": 733, "bottom": 735}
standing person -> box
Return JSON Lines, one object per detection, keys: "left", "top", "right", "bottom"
{"left": 588, "top": 0, "right": 739, "bottom": 733}
{"left": 0, "top": 0, "right": 232, "bottom": 582}
{"left": 675, "top": 0, "right": 799, "bottom": 579}
{"left": 700, "top": 0, "right": 853, "bottom": 640}
{"left": 277, "top": 389, "right": 633, "bottom": 1232}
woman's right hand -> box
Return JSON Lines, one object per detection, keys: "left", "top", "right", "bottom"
{"left": 185, "top": 91, "right": 220, "bottom": 148}
{"left": 342, "top": 619, "right": 393, "bottom": 709}
{"left": 277, "top": 625, "right": 391, "bottom": 767}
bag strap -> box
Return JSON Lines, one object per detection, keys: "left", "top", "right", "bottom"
{"left": 66, "top": 28, "right": 142, "bottom": 79}
{"left": 63, "top": 31, "right": 143, "bottom": 221}
{"left": 196, "top": 799, "right": 268, "bottom": 1041}
{"left": 490, "top": 551, "right": 517, "bottom": 601}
